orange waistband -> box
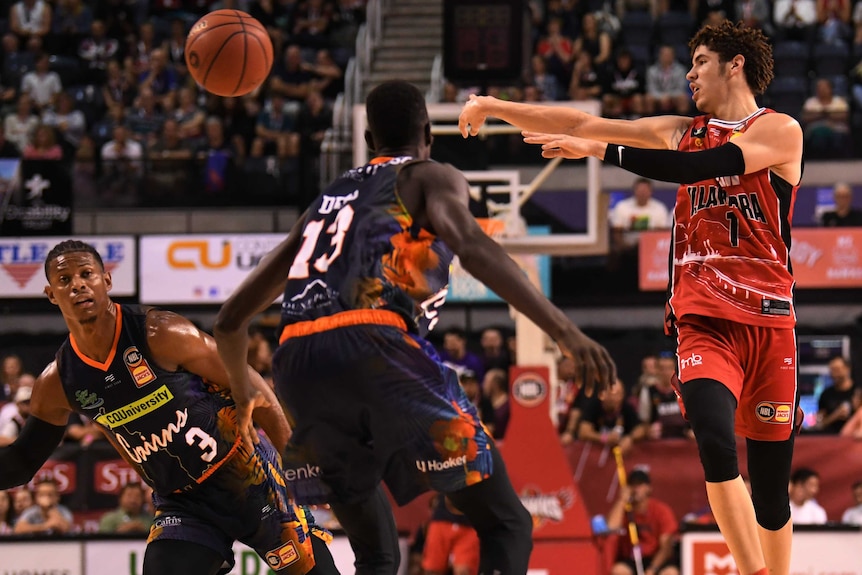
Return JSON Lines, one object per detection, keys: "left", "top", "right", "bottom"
{"left": 279, "top": 309, "right": 407, "bottom": 344}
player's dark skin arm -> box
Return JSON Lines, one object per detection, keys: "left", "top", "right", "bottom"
{"left": 214, "top": 210, "right": 309, "bottom": 445}
{"left": 146, "top": 310, "right": 291, "bottom": 452}
{"left": 397, "top": 161, "right": 615, "bottom": 388}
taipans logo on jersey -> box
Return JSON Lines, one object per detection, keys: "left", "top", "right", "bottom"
{"left": 75, "top": 389, "right": 104, "bottom": 409}
{"left": 123, "top": 346, "right": 156, "bottom": 387}
{"left": 265, "top": 541, "right": 300, "bottom": 569}
{"left": 95, "top": 385, "right": 173, "bottom": 428}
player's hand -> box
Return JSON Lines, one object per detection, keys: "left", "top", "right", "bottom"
{"left": 458, "top": 94, "right": 489, "bottom": 138}
{"left": 556, "top": 326, "right": 616, "bottom": 394}
{"left": 522, "top": 131, "right": 600, "bottom": 160}
{"left": 560, "top": 430, "right": 575, "bottom": 446}
{"left": 231, "top": 375, "right": 271, "bottom": 450}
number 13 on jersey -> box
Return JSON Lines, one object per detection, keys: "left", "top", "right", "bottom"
{"left": 288, "top": 205, "right": 355, "bottom": 278}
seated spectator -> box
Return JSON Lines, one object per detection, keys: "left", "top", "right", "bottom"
{"left": 270, "top": 45, "right": 314, "bottom": 104}
{"left": 250, "top": 93, "right": 299, "bottom": 160}
{"left": 696, "top": 0, "right": 736, "bottom": 27}
{"left": 14, "top": 478, "right": 73, "bottom": 535}
{"left": 609, "top": 178, "right": 671, "bottom": 251}
{"left": 0, "top": 384, "right": 32, "bottom": 446}
{"left": 173, "top": 87, "right": 205, "bottom": 141}
{"left": 773, "top": 0, "right": 818, "bottom": 42}
{"left": 296, "top": 89, "right": 332, "bottom": 204}
{"left": 292, "top": 0, "right": 334, "bottom": 49}
{"left": 131, "top": 21, "right": 157, "bottom": 75}
{"left": 9, "top": 0, "right": 53, "bottom": 52}
{"left": 817, "top": 0, "right": 852, "bottom": 45}
{"left": 457, "top": 368, "right": 496, "bottom": 433}
{"left": 569, "top": 51, "right": 603, "bottom": 101}
{"left": 841, "top": 480, "right": 862, "bottom": 525}
{"left": 440, "top": 327, "right": 485, "bottom": 381}
{"left": 98, "top": 483, "right": 153, "bottom": 534}
{"left": 64, "top": 412, "right": 103, "bottom": 446}
{"left": 821, "top": 182, "right": 862, "bottom": 227}
{"left": 482, "top": 368, "right": 510, "bottom": 439}
{"left": 163, "top": 19, "right": 187, "bottom": 72}
{"left": 789, "top": 468, "right": 828, "bottom": 524}
{"left": 645, "top": 46, "right": 690, "bottom": 116}
{"left": 250, "top": 0, "right": 292, "bottom": 58}
{"left": 307, "top": 49, "right": 344, "bottom": 103}
{"left": 52, "top": 0, "right": 93, "bottom": 41}
{"left": 1, "top": 354, "right": 24, "bottom": 400}
{"left": 736, "top": 0, "right": 774, "bottom": 36}
{"left": 3, "top": 94, "right": 39, "bottom": 152}
{"left": 578, "top": 378, "right": 646, "bottom": 454}
{"left": 127, "top": 87, "right": 165, "bottom": 147}
{"left": 78, "top": 20, "right": 120, "bottom": 84}
{"left": 630, "top": 354, "right": 660, "bottom": 422}
{"left": 422, "top": 494, "right": 480, "bottom": 575}
{"left": 647, "top": 355, "right": 693, "bottom": 440}
{"left": 100, "top": 125, "right": 144, "bottom": 200}
{"left": 536, "top": 17, "right": 576, "bottom": 90}
{"left": 20, "top": 53, "right": 62, "bottom": 112}
{"left": 0, "top": 489, "right": 13, "bottom": 533}
{"left": 479, "top": 327, "right": 510, "bottom": 373}
{"left": 11, "top": 487, "right": 33, "bottom": 522}
{"left": 196, "top": 116, "right": 241, "bottom": 197}
{"left": 139, "top": 48, "right": 178, "bottom": 110}
{"left": 573, "top": 12, "right": 612, "bottom": 68}
{"left": 608, "top": 469, "right": 679, "bottom": 575}
{"left": 814, "top": 356, "right": 860, "bottom": 433}
{"left": 526, "top": 54, "right": 561, "bottom": 102}
{"left": 90, "top": 101, "right": 126, "bottom": 147}
{"left": 22, "top": 123, "right": 62, "bottom": 159}
{"left": 0, "top": 372, "right": 33, "bottom": 432}
{"left": 42, "top": 92, "right": 86, "bottom": 149}
{"left": 0, "top": 124, "right": 21, "bottom": 158}
{"left": 802, "top": 78, "right": 850, "bottom": 158}
{"left": 602, "top": 48, "right": 645, "bottom": 120}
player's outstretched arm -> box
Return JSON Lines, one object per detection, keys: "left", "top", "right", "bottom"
{"left": 523, "top": 113, "right": 803, "bottom": 185}
{"left": 458, "top": 94, "right": 693, "bottom": 150}
{"left": 214, "top": 210, "right": 308, "bottom": 447}
{"left": 0, "top": 362, "right": 69, "bottom": 489}
{"left": 403, "top": 161, "right": 616, "bottom": 389}
{"left": 147, "top": 310, "right": 291, "bottom": 452}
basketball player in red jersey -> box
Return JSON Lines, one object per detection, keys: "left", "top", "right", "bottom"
{"left": 460, "top": 21, "right": 802, "bottom": 575}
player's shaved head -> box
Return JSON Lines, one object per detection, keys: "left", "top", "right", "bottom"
{"left": 365, "top": 80, "right": 429, "bottom": 151}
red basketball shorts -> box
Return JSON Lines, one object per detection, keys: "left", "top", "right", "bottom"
{"left": 422, "top": 520, "right": 480, "bottom": 573}
{"left": 675, "top": 315, "right": 798, "bottom": 441}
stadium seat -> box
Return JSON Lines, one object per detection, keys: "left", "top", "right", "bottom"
{"left": 767, "top": 76, "right": 809, "bottom": 117}
{"left": 812, "top": 43, "right": 849, "bottom": 79}
{"left": 49, "top": 55, "right": 82, "bottom": 86}
{"left": 627, "top": 44, "right": 652, "bottom": 71}
{"left": 656, "top": 11, "right": 694, "bottom": 46}
{"left": 773, "top": 41, "right": 810, "bottom": 79}
{"left": 620, "top": 11, "right": 654, "bottom": 47}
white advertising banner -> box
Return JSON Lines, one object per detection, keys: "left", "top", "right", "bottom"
{"left": 139, "top": 234, "right": 285, "bottom": 304}
{"left": 0, "top": 540, "right": 83, "bottom": 574}
{"left": 682, "top": 530, "right": 862, "bottom": 575}
{"left": 0, "top": 236, "right": 136, "bottom": 298}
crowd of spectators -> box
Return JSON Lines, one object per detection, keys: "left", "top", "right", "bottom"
{"left": 0, "top": 0, "right": 364, "bottom": 208}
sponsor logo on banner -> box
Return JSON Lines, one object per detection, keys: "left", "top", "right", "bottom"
{"left": 95, "top": 385, "right": 173, "bottom": 428}
{"left": 520, "top": 486, "right": 574, "bottom": 529}
{"left": 29, "top": 460, "right": 77, "bottom": 494}
{"left": 0, "top": 236, "right": 135, "bottom": 297}
{"left": 140, "top": 234, "right": 285, "bottom": 304}
{"left": 266, "top": 541, "right": 300, "bottom": 569}
{"left": 691, "top": 541, "right": 738, "bottom": 575}
{"left": 94, "top": 460, "right": 142, "bottom": 494}
{"left": 123, "top": 346, "right": 156, "bottom": 387}
{"left": 755, "top": 401, "right": 792, "bottom": 424}
{"left": 512, "top": 372, "right": 548, "bottom": 408}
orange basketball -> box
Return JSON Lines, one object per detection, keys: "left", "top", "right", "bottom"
{"left": 185, "top": 10, "right": 273, "bottom": 97}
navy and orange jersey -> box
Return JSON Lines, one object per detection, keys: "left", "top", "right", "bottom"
{"left": 666, "top": 108, "right": 799, "bottom": 334}
{"left": 57, "top": 305, "right": 241, "bottom": 495}
{"left": 280, "top": 156, "right": 454, "bottom": 335}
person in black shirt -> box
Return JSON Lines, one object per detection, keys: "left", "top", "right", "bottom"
{"left": 821, "top": 183, "right": 862, "bottom": 227}
{"left": 0, "top": 124, "right": 21, "bottom": 157}
{"left": 578, "top": 378, "right": 646, "bottom": 454}
{"left": 815, "top": 357, "right": 860, "bottom": 434}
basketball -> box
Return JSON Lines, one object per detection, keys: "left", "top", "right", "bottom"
{"left": 185, "top": 10, "right": 273, "bottom": 97}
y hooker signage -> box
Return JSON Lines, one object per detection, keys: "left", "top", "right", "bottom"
{"left": 0, "top": 236, "right": 136, "bottom": 298}
{"left": 139, "top": 234, "right": 285, "bottom": 304}
{"left": 639, "top": 228, "right": 862, "bottom": 290}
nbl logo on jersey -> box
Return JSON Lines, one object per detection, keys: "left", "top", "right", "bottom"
{"left": 123, "top": 346, "right": 157, "bottom": 388}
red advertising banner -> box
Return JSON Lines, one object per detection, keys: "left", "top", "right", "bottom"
{"left": 639, "top": 228, "right": 862, "bottom": 290}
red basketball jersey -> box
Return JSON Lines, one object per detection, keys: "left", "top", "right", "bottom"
{"left": 666, "top": 108, "right": 799, "bottom": 333}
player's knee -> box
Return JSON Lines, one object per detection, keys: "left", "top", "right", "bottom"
{"left": 611, "top": 562, "right": 635, "bottom": 575}
{"left": 752, "top": 487, "right": 791, "bottom": 530}
{"left": 680, "top": 379, "right": 739, "bottom": 482}
{"left": 748, "top": 438, "right": 794, "bottom": 531}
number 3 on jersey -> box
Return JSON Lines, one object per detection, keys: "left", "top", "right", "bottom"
{"left": 288, "top": 205, "right": 355, "bottom": 278}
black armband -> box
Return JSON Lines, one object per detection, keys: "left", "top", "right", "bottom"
{"left": 0, "top": 416, "right": 67, "bottom": 489}
{"left": 603, "top": 142, "right": 746, "bottom": 184}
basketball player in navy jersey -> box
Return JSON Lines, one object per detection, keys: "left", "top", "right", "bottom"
{"left": 0, "top": 241, "right": 339, "bottom": 575}
{"left": 214, "top": 80, "right": 616, "bottom": 574}
{"left": 460, "top": 20, "right": 803, "bottom": 575}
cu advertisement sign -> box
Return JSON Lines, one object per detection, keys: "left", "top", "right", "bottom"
{"left": 139, "top": 234, "right": 285, "bottom": 304}
{"left": 0, "top": 236, "right": 136, "bottom": 298}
